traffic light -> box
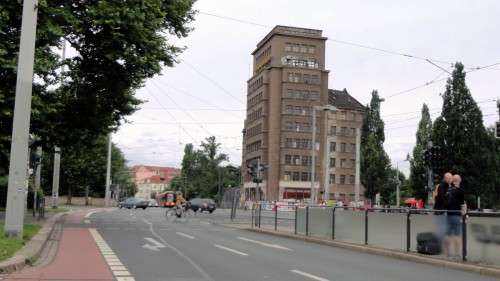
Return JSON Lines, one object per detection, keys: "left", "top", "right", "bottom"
{"left": 496, "top": 121, "right": 500, "bottom": 139}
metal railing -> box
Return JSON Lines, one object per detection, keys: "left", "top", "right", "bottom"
{"left": 251, "top": 204, "right": 500, "bottom": 265}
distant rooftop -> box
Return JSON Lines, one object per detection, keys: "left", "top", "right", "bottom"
{"left": 328, "top": 89, "right": 366, "bottom": 111}
{"left": 254, "top": 25, "right": 326, "bottom": 53}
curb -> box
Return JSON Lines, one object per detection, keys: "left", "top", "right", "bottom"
{"left": 243, "top": 227, "right": 500, "bottom": 279}
{"left": 0, "top": 212, "right": 68, "bottom": 274}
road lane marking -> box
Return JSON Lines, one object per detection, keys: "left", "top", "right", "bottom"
{"left": 214, "top": 244, "right": 248, "bottom": 256}
{"left": 142, "top": 237, "right": 165, "bottom": 251}
{"left": 290, "top": 270, "right": 329, "bottom": 281}
{"left": 85, "top": 210, "right": 99, "bottom": 218}
{"left": 142, "top": 219, "right": 214, "bottom": 281}
{"left": 237, "top": 237, "right": 292, "bottom": 251}
{"left": 89, "top": 228, "right": 135, "bottom": 280}
{"left": 176, "top": 232, "right": 195, "bottom": 239}
{"left": 84, "top": 219, "right": 90, "bottom": 224}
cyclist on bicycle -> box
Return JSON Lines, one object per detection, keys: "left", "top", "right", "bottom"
{"left": 174, "top": 191, "right": 187, "bottom": 218}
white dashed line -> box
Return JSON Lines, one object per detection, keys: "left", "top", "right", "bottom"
{"left": 89, "top": 228, "right": 135, "bottom": 281}
{"left": 176, "top": 232, "right": 195, "bottom": 239}
{"left": 214, "top": 244, "right": 248, "bottom": 256}
{"left": 290, "top": 269, "right": 329, "bottom": 281}
{"left": 84, "top": 219, "right": 90, "bottom": 224}
{"left": 237, "top": 237, "right": 292, "bottom": 251}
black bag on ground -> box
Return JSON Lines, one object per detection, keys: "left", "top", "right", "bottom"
{"left": 416, "top": 232, "right": 442, "bottom": 255}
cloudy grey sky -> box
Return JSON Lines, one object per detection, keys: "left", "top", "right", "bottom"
{"left": 113, "top": 0, "right": 500, "bottom": 174}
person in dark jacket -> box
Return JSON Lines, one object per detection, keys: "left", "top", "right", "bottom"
{"left": 433, "top": 172, "right": 453, "bottom": 210}
{"left": 443, "top": 174, "right": 466, "bottom": 259}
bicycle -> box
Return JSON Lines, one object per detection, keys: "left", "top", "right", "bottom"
{"left": 166, "top": 204, "right": 186, "bottom": 222}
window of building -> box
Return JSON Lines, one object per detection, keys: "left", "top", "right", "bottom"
{"left": 330, "top": 126, "right": 336, "bottom": 135}
{"left": 350, "top": 159, "right": 355, "bottom": 168}
{"left": 301, "top": 172, "right": 309, "bottom": 182}
{"left": 330, "top": 158, "right": 336, "bottom": 167}
{"left": 308, "top": 46, "right": 315, "bottom": 54}
{"left": 285, "top": 155, "right": 292, "bottom": 165}
{"left": 303, "top": 74, "right": 310, "bottom": 84}
{"left": 285, "top": 44, "right": 291, "bottom": 52}
{"left": 330, "top": 142, "right": 336, "bottom": 152}
{"left": 340, "top": 111, "right": 346, "bottom": 120}
{"left": 284, "top": 171, "right": 291, "bottom": 181}
{"left": 341, "top": 143, "right": 346, "bottom": 152}
{"left": 350, "top": 112, "right": 355, "bottom": 120}
{"left": 349, "top": 175, "right": 355, "bottom": 184}
{"left": 329, "top": 174, "right": 336, "bottom": 184}
{"left": 301, "top": 156, "right": 311, "bottom": 166}
{"left": 292, "top": 155, "right": 301, "bottom": 165}
{"left": 351, "top": 128, "right": 356, "bottom": 136}
{"left": 340, "top": 127, "right": 347, "bottom": 135}
{"left": 340, "top": 175, "right": 346, "bottom": 184}
{"left": 311, "top": 75, "right": 319, "bottom": 84}
{"left": 300, "top": 45, "right": 307, "bottom": 53}
{"left": 340, "top": 159, "right": 346, "bottom": 168}
{"left": 292, "top": 45, "right": 299, "bottom": 52}
{"left": 292, "top": 172, "right": 300, "bottom": 181}
{"left": 350, "top": 143, "right": 356, "bottom": 152}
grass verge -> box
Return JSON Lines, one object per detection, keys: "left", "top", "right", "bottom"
{"left": 0, "top": 223, "right": 41, "bottom": 261}
{"left": 44, "top": 207, "right": 68, "bottom": 214}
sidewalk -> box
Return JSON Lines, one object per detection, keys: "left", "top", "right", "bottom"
{"left": 3, "top": 210, "right": 114, "bottom": 281}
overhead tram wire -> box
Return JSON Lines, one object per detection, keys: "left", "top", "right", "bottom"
{"left": 153, "top": 79, "right": 245, "bottom": 119}
{"left": 141, "top": 86, "right": 199, "bottom": 144}
{"left": 181, "top": 59, "right": 246, "bottom": 105}
{"left": 149, "top": 80, "right": 244, "bottom": 141}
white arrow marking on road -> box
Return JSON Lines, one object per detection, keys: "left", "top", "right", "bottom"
{"left": 176, "top": 232, "right": 195, "bottom": 239}
{"left": 237, "top": 237, "right": 292, "bottom": 251}
{"left": 142, "top": 237, "right": 165, "bottom": 252}
{"left": 214, "top": 244, "right": 248, "bottom": 256}
{"left": 291, "top": 270, "right": 330, "bottom": 281}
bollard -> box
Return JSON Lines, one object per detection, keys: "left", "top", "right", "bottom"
{"left": 462, "top": 213, "right": 467, "bottom": 261}
{"left": 406, "top": 210, "right": 411, "bottom": 252}
{"left": 331, "top": 207, "right": 336, "bottom": 240}
{"left": 305, "top": 206, "right": 310, "bottom": 236}
{"left": 364, "top": 209, "right": 369, "bottom": 245}
{"left": 274, "top": 203, "right": 278, "bottom": 231}
{"left": 294, "top": 206, "right": 298, "bottom": 234}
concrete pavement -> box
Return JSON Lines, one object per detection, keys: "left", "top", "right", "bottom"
{"left": 86, "top": 208, "right": 497, "bottom": 281}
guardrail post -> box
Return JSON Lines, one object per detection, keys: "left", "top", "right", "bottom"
{"left": 258, "top": 203, "right": 262, "bottom": 228}
{"left": 406, "top": 210, "right": 411, "bottom": 252}
{"left": 364, "top": 209, "right": 369, "bottom": 245}
{"left": 305, "top": 206, "right": 310, "bottom": 236}
{"left": 462, "top": 213, "right": 467, "bottom": 262}
{"left": 331, "top": 207, "right": 336, "bottom": 240}
{"left": 294, "top": 206, "right": 298, "bottom": 234}
{"left": 274, "top": 203, "right": 278, "bottom": 231}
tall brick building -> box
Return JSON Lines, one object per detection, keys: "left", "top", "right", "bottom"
{"left": 241, "top": 26, "right": 365, "bottom": 203}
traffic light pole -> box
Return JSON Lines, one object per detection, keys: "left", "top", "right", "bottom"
{"left": 4, "top": 0, "right": 39, "bottom": 238}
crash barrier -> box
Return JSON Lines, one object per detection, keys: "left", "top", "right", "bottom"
{"left": 252, "top": 204, "right": 500, "bottom": 266}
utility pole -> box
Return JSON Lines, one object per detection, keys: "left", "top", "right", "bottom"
{"left": 51, "top": 147, "right": 61, "bottom": 208}
{"left": 33, "top": 146, "right": 42, "bottom": 213}
{"left": 4, "top": 0, "right": 39, "bottom": 238}
{"left": 104, "top": 133, "right": 112, "bottom": 206}
{"left": 322, "top": 110, "right": 330, "bottom": 203}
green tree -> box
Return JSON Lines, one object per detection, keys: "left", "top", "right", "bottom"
{"left": 409, "top": 104, "right": 433, "bottom": 200}
{"left": 431, "top": 63, "right": 499, "bottom": 208}
{"left": 0, "top": 0, "right": 196, "bottom": 176}
{"left": 380, "top": 167, "right": 408, "bottom": 205}
{"left": 361, "top": 91, "right": 390, "bottom": 203}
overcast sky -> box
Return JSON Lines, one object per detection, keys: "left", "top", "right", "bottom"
{"left": 113, "top": 0, "right": 500, "bottom": 175}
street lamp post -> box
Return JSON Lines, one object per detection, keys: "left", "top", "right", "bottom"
{"left": 4, "top": 0, "right": 39, "bottom": 238}
{"left": 310, "top": 105, "right": 337, "bottom": 204}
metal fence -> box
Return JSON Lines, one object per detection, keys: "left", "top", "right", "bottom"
{"left": 252, "top": 204, "right": 500, "bottom": 266}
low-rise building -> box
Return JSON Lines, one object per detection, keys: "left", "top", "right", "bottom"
{"left": 131, "top": 165, "right": 180, "bottom": 199}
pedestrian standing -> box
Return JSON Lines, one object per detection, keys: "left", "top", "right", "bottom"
{"left": 443, "top": 174, "right": 466, "bottom": 259}
{"left": 433, "top": 172, "right": 453, "bottom": 248}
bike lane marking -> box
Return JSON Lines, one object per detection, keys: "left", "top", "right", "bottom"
{"left": 89, "top": 228, "right": 135, "bottom": 281}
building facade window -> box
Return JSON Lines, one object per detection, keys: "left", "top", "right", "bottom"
{"left": 284, "top": 171, "right": 291, "bottom": 181}
{"left": 340, "top": 159, "right": 346, "bottom": 168}
{"left": 292, "top": 172, "right": 300, "bottom": 181}
{"left": 329, "top": 174, "right": 336, "bottom": 184}
{"left": 330, "top": 142, "right": 336, "bottom": 152}
{"left": 341, "top": 143, "right": 346, "bottom": 152}
{"left": 350, "top": 159, "right": 355, "bottom": 169}
{"left": 350, "top": 143, "right": 356, "bottom": 152}
{"left": 330, "top": 158, "right": 336, "bottom": 167}
{"left": 349, "top": 175, "right": 355, "bottom": 184}
{"left": 246, "top": 141, "right": 262, "bottom": 153}
{"left": 340, "top": 175, "right": 346, "bottom": 184}
{"left": 330, "top": 126, "right": 336, "bottom": 135}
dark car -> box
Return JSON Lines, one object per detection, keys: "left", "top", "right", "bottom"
{"left": 189, "top": 198, "right": 216, "bottom": 213}
{"left": 118, "top": 198, "right": 149, "bottom": 209}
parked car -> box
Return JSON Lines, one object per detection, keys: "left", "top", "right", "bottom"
{"left": 189, "top": 198, "right": 216, "bottom": 213}
{"left": 148, "top": 199, "right": 159, "bottom": 207}
{"left": 118, "top": 198, "right": 149, "bottom": 209}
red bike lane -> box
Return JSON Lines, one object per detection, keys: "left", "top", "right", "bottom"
{"left": 5, "top": 210, "right": 114, "bottom": 281}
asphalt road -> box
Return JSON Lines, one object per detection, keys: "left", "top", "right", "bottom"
{"left": 88, "top": 208, "right": 497, "bottom": 281}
